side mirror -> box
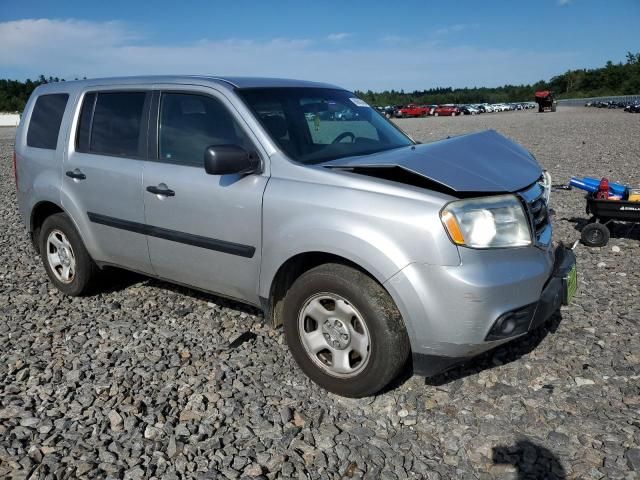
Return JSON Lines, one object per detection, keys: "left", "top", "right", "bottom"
{"left": 203, "top": 145, "right": 260, "bottom": 175}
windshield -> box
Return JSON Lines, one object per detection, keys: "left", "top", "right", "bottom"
{"left": 238, "top": 87, "right": 414, "bottom": 164}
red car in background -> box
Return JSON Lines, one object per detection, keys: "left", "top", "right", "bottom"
{"left": 433, "top": 105, "right": 461, "bottom": 116}
{"left": 395, "top": 104, "right": 430, "bottom": 118}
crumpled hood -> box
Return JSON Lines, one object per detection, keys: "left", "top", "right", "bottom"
{"left": 322, "top": 129, "right": 542, "bottom": 193}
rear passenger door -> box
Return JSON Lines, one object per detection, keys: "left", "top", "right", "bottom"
{"left": 142, "top": 88, "right": 268, "bottom": 304}
{"left": 62, "top": 89, "right": 154, "bottom": 274}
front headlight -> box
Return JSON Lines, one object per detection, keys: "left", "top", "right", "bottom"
{"left": 541, "top": 170, "right": 552, "bottom": 203}
{"left": 440, "top": 195, "right": 531, "bottom": 248}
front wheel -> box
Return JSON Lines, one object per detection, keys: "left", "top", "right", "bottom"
{"left": 282, "top": 263, "right": 410, "bottom": 397}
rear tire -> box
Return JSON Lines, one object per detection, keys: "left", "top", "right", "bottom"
{"left": 282, "top": 263, "right": 410, "bottom": 397}
{"left": 39, "top": 213, "right": 98, "bottom": 296}
{"left": 581, "top": 222, "right": 610, "bottom": 247}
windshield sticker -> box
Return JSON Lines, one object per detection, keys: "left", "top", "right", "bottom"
{"left": 349, "top": 98, "right": 370, "bottom": 108}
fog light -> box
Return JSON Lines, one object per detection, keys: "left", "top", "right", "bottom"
{"left": 501, "top": 318, "right": 516, "bottom": 335}
{"left": 485, "top": 303, "right": 537, "bottom": 341}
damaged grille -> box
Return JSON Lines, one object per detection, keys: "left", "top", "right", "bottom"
{"left": 520, "top": 181, "right": 551, "bottom": 245}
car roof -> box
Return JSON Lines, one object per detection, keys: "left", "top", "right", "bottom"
{"left": 32, "top": 75, "right": 343, "bottom": 93}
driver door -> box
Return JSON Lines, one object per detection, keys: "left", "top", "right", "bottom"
{"left": 142, "top": 88, "right": 269, "bottom": 304}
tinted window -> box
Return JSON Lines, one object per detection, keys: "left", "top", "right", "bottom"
{"left": 76, "top": 92, "right": 96, "bottom": 152}
{"left": 159, "top": 93, "right": 251, "bottom": 166}
{"left": 90, "top": 92, "right": 146, "bottom": 157}
{"left": 27, "top": 93, "right": 69, "bottom": 149}
{"left": 239, "top": 88, "right": 413, "bottom": 164}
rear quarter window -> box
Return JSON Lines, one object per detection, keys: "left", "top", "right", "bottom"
{"left": 26, "top": 93, "right": 69, "bottom": 149}
{"left": 75, "top": 91, "right": 148, "bottom": 158}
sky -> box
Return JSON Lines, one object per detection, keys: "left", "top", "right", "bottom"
{"left": 0, "top": 0, "right": 638, "bottom": 91}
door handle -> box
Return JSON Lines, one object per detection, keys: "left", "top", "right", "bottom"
{"left": 146, "top": 185, "right": 175, "bottom": 197}
{"left": 66, "top": 169, "right": 86, "bottom": 180}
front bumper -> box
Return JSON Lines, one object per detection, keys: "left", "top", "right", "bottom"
{"left": 384, "top": 245, "right": 577, "bottom": 376}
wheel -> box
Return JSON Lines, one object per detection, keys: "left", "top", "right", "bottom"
{"left": 39, "top": 212, "right": 98, "bottom": 295}
{"left": 282, "top": 263, "right": 410, "bottom": 397}
{"left": 581, "top": 222, "right": 610, "bottom": 247}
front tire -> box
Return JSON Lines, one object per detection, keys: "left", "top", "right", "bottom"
{"left": 39, "top": 213, "right": 98, "bottom": 296}
{"left": 282, "top": 263, "right": 410, "bottom": 397}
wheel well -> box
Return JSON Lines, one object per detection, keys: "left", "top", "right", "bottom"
{"left": 266, "top": 252, "right": 376, "bottom": 327}
{"left": 30, "top": 202, "right": 64, "bottom": 253}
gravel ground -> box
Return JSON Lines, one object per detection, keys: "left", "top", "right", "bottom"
{"left": 1, "top": 107, "right": 639, "bottom": 479}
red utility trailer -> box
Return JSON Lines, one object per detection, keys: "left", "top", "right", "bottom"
{"left": 535, "top": 90, "right": 557, "bottom": 113}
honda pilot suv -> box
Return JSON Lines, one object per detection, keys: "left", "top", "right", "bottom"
{"left": 14, "top": 76, "right": 577, "bottom": 397}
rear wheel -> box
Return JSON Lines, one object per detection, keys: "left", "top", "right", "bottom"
{"left": 581, "top": 222, "right": 610, "bottom": 247}
{"left": 39, "top": 213, "right": 98, "bottom": 295}
{"left": 282, "top": 263, "right": 410, "bottom": 397}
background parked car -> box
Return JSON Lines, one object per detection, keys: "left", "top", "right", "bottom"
{"left": 335, "top": 109, "right": 360, "bottom": 120}
{"left": 395, "top": 104, "right": 430, "bottom": 118}
{"left": 380, "top": 105, "right": 400, "bottom": 118}
{"left": 433, "top": 105, "right": 460, "bottom": 116}
{"left": 460, "top": 105, "right": 479, "bottom": 115}
{"left": 624, "top": 102, "right": 640, "bottom": 113}
{"left": 424, "top": 105, "right": 437, "bottom": 116}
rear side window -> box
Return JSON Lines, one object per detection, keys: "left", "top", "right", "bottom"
{"left": 27, "top": 93, "right": 69, "bottom": 149}
{"left": 76, "top": 91, "right": 147, "bottom": 157}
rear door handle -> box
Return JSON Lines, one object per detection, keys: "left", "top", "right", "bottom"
{"left": 66, "top": 169, "right": 86, "bottom": 180}
{"left": 146, "top": 184, "right": 175, "bottom": 197}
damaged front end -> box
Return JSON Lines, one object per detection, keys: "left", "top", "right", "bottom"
{"left": 321, "top": 129, "right": 543, "bottom": 195}
{"left": 323, "top": 129, "right": 553, "bottom": 248}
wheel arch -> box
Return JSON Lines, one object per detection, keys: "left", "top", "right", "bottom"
{"left": 29, "top": 201, "right": 65, "bottom": 253}
{"left": 263, "top": 250, "right": 404, "bottom": 330}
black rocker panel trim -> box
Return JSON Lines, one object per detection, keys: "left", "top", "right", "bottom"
{"left": 87, "top": 212, "right": 255, "bottom": 258}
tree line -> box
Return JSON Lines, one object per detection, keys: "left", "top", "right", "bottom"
{"left": 0, "top": 75, "right": 81, "bottom": 112}
{"left": 355, "top": 51, "right": 640, "bottom": 106}
{"left": 1, "top": 52, "right": 638, "bottom": 112}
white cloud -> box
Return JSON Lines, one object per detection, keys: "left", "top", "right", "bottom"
{"left": 380, "top": 35, "right": 411, "bottom": 45}
{"left": 433, "top": 24, "right": 474, "bottom": 36}
{"left": 0, "top": 18, "right": 580, "bottom": 91}
{"left": 327, "top": 32, "right": 351, "bottom": 41}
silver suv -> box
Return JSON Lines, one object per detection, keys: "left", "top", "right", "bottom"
{"left": 15, "top": 77, "right": 577, "bottom": 397}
